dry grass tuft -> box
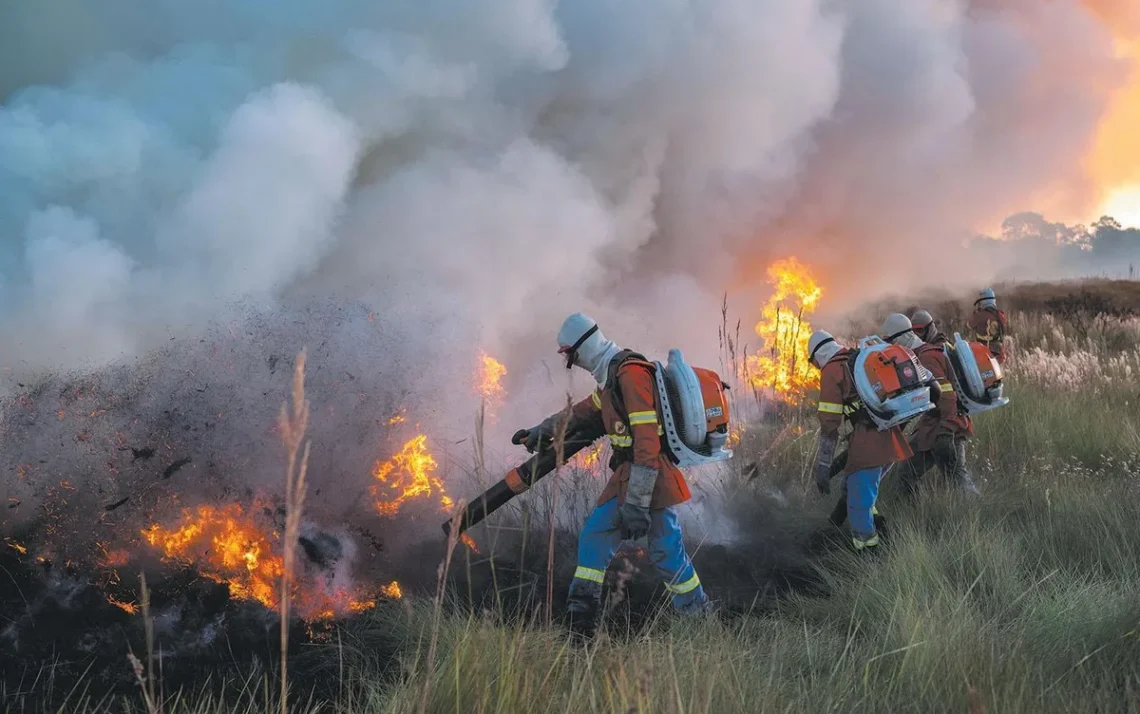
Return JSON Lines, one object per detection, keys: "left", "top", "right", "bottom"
{"left": 278, "top": 349, "right": 312, "bottom": 714}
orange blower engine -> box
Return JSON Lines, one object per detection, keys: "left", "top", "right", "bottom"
{"left": 846, "top": 336, "right": 937, "bottom": 430}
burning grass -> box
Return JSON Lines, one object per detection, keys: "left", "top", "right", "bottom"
{"left": 9, "top": 278, "right": 1140, "bottom": 712}
{"left": 744, "top": 257, "right": 822, "bottom": 404}
{"left": 371, "top": 433, "right": 453, "bottom": 517}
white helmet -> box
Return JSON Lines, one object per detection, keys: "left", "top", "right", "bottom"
{"left": 557, "top": 312, "right": 622, "bottom": 386}
{"left": 880, "top": 313, "right": 922, "bottom": 349}
{"left": 808, "top": 330, "right": 841, "bottom": 368}
{"left": 910, "top": 309, "right": 935, "bottom": 342}
{"left": 975, "top": 287, "right": 997, "bottom": 309}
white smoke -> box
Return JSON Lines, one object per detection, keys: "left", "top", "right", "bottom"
{"left": 0, "top": 0, "right": 1129, "bottom": 397}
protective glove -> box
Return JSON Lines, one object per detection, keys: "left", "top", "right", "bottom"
{"left": 518, "top": 412, "right": 564, "bottom": 453}
{"left": 620, "top": 464, "right": 656, "bottom": 540}
{"left": 815, "top": 434, "right": 838, "bottom": 495}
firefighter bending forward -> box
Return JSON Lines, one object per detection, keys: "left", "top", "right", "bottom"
{"left": 519, "top": 313, "right": 711, "bottom": 637}
{"left": 809, "top": 330, "right": 913, "bottom": 550}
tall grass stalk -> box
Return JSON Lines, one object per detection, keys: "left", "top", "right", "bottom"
{"left": 278, "top": 349, "right": 311, "bottom": 714}
{"left": 127, "top": 572, "right": 160, "bottom": 714}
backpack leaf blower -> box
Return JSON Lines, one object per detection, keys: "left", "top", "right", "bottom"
{"left": 440, "top": 348, "right": 733, "bottom": 537}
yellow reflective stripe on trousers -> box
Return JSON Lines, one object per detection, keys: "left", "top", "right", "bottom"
{"left": 628, "top": 410, "right": 658, "bottom": 426}
{"left": 818, "top": 402, "right": 844, "bottom": 414}
{"left": 574, "top": 566, "right": 605, "bottom": 583}
{"left": 665, "top": 572, "right": 701, "bottom": 595}
{"left": 608, "top": 434, "right": 633, "bottom": 447}
{"left": 590, "top": 390, "right": 602, "bottom": 410}
{"left": 852, "top": 534, "right": 880, "bottom": 550}
{"left": 937, "top": 380, "right": 954, "bottom": 392}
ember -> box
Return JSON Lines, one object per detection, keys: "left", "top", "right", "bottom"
{"left": 107, "top": 596, "right": 138, "bottom": 614}
{"left": 460, "top": 533, "right": 480, "bottom": 553}
{"left": 4, "top": 538, "right": 28, "bottom": 555}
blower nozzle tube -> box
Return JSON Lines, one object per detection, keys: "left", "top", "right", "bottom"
{"left": 442, "top": 425, "right": 601, "bottom": 537}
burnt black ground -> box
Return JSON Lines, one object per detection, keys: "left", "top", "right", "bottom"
{"left": 0, "top": 505, "right": 840, "bottom": 711}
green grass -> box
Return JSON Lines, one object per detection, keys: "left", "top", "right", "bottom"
{"left": 364, "top": 468, "right": 1140, "bottom": 714}
{"left": 39, "top": 292, "right": 1140, "bottom": 714}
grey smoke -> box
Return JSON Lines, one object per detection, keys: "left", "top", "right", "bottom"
{"left": 0, "top": 0, "right": 1132, "bottom": 546}
{"left": 1, "top": 0, "right": 1128, "bottom": 376}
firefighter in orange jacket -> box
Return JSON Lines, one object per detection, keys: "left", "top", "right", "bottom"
{"left": 809, "top": 330, "right": 913, "bottom": 550}
{"left": 883, "top": 312, "right": 980, "bottom": 495}
{"left": 967, "top": 288, "right": 1008, "bottom": 363}
{"left": 517, "top": 313, "right": 710, "bottom": 637}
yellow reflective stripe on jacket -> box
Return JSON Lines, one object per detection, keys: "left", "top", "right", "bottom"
{"left": 818, "top": 402, "right": 844, "bottom": 415}
{"left": 590, "top": 390, "right": 602, "bottom": 410}
{"left": 628, "top": 410, "right": 658, "bottom": 426}
{"left": 665, "top": 572, "right": 701, "bottom": 595}
{"left": 573, "top": 566, "right": 605, "bottom": 583}
{"left": 608, "top": 434, "right": 633, "bottom": 447}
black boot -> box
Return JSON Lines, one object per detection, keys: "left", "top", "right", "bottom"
{"left": 567, "top": 606, "right": 598, "bottom": 645}
{"left": 565, "top": 579, "right": 602, "bottom": 644}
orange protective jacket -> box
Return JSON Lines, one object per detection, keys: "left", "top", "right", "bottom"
{"left": 910, "top": 336, "right": 973, "bottom": 452}
{"left": 817, "top": 349, "right": 913, "bottom": 475}
{"left": 967, "top": 306, "right": 1008, "bottom": 363}
{"left": 565, "top": 357, "right": 690, "bottom": 509}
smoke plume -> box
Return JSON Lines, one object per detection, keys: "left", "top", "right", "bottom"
{"left": 1, "top": 0, "right": 1130, "bottom": 375}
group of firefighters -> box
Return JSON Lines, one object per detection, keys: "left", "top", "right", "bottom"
{"left": 808, "top": 288, "right": 1009, "bottom": 551}
{"left": 516, "top": 289, "right": 1008, "bottom": 639}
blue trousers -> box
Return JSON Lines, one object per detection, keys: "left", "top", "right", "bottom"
{"left": 567, "top": 497, "right": 708, "bottom": 618}
{"left": 847, "top": 466, "right": 884, "bottom": 544}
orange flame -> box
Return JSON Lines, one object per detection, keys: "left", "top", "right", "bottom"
{"left": 142, "top": 504, "right": 284, "bottom": 610}
{"left": 571, "top": 443, "right": 606, "bottom": 474}
{"left": 744, "top": 257, "right": 823, "bottom": 404}
{"left": 381, "top": 580, "right": 403, "bottom": 599}
{"left": 475, "top": 350, "right": 507, "bottom": 415}
{"left": 141, "top": 504, "right": 373, "bottom": 620}
{"left": 386, "top": 408, "right": 407, "bottom": 426}
{"left": 372, "top": 434, "right": 453, "bottom": 516}
{"left": 727, "top": 425, "right": 743, "bottom": 449}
